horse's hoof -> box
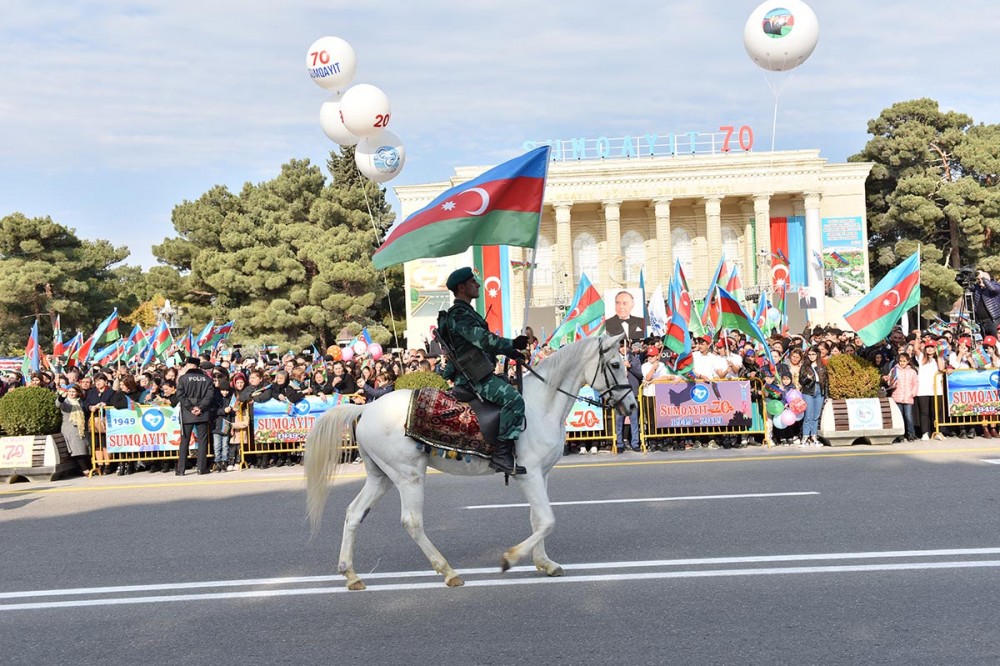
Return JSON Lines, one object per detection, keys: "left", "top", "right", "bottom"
{"left": 347, "top": 580, "right": 366, "bottom": 591}
{"left": 445, "top": 576, "right": 464, "bottom": 587}
{"left": 546, "top": 566, "right": 565, "bottom": 577}
{"left": 500, "top": 557, "right": 511, "bottom": 573}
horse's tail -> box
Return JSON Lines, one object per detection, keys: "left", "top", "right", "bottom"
{"left": 305, "top": 402, "right": 368, "bottom": 534}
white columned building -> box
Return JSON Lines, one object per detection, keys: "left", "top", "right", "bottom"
{"left": 394, "top": 146, "right": 873, "bottom": 347}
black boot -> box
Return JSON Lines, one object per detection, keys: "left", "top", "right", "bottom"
{"left": 489, "top": 440, "right": 526, "bottom": 475}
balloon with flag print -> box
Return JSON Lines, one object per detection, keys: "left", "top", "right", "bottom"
{"left": 355, "top": 130, "right": 405, "bottom": 184}
{"left": 306, "top": 37, "right": 357, "bottom": 91}
{"left": 352, "top": 340, "right": 368, "bottom": 356}
{"left": 743, "top": 0, "right": 820, "bottom": 72}
{"left": 340, "top": 84, "right": 391, "bottom": 138}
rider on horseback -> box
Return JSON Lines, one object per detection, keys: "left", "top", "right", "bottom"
{"left": 438, "top": 267, "right": 529, "bottom": 475}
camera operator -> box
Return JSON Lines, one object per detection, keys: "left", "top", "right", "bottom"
{"left": 972, "top": 269, "right": 1000, "bottom": 337}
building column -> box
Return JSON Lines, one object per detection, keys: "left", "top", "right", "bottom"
{"left": 804, "top": 192, "right": 825, "bottom": 322}
{"left": 603, "top": 199, "right": 623, "bottom": 285}
{"left": 553, "top": 202, "right": 573, "bottom": 306}
{"left": 753, "top": 193, "right": 772, "bottom": 288}
{"left": 704, "top": 196, "right": 723, "bottom": 275}
{"left": 739, "top": 200, "right": 756, "bottom": 287}
{"left": 653, "top": 197, "right": 673, "bottom": 288}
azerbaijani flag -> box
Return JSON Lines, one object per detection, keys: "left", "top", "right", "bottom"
{"left": 670, "top": 261, "right": 692, "bottom": 323}
{"left": 372, "top": 146, "right": 549, "bottom": 269}
{"left": 207, "top": 321, "right": 234, "bottom": 349}
{"left": 63, "top": 332, "right": 83, "bottom": 365}
{"left": 546, "top": 273, "right": 605, "bottom": 348}
{"left": 21, "top": 320, "right": 40, "bottom": 376}
{"left": 92, "top": 339, "right": 125, "bottom": 365}
{"left": 149, "top": 320, "right": 174, "bottom": 359}
{"left": 195, "top": 321, "right": 215, "bottom": 350}
{"left": 473, "top": 245, "right": 512, "bottom": 336}
{"left": 716, "top": 287, "right": 776, "bottom": 368}
{"left": 831, "top": 251, "right": 849, "bottom": 267}
{"left": 725, "top": 263, "right": 745, "bottom": 304}
{"left": 121, "top": 324, "right": 148, "bottom": 363}
{"left": 52, "top": 314, "right": 65, "bottom": 356}
{"left": 103, "top": 309, "right": 121, "bottom": 343}
{"left": 76, "top": 309, "right": 119, "bottom": 364}
{"left": 844, "top": 251, "right": 921, "bottom": 346}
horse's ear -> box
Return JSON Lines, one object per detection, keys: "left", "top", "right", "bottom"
{"left": 609, "top": 333, "right": 626, "bottom": 346}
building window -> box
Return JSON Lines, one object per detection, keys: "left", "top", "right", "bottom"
{"left": 533, "top": 234, "right": 553, "bottom": 285}
{"left": 573, "top": 232, "right": 599, "bottom": 283}
{"left": 671, "top": 228, "right": 693, "bottom": 279}
{"left": 722, "top": 225, "right": 743, "bottom": 279}
{"left": 621, "top": 230, "right": 645, "bottom": 283}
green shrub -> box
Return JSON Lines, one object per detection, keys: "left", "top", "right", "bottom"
{"left": 826, "top": 354, "right": 881, "bottom": 399}
{"left": 0, "top": 386, "right": 62, "bottom": 436}
{"left": 394, "top": 371, "right": 449, "bottom": 391}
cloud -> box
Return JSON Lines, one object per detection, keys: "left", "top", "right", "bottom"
{"left": 1, "top": 0, "right": 998, "bottom": 267}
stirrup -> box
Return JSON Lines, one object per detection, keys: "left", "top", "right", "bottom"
{"left": 488, "top": 458, "right": 526, "bottom": 476}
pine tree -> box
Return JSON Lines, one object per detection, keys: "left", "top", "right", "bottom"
{"left": 153, "top": 151, "right": 404, "bottom": 350}
{"left": 0, "top": 213, "right": 130, "bottom": 350}
{"left": 851, "top": 98, "right": 1000, "bottom": 317}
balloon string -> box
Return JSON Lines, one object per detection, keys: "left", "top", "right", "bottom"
{"left": 357, "top": 163, "right": 401, "bottom": 349}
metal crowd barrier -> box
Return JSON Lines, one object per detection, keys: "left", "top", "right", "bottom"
{"left": 564, "top": 406, "right": 616, "bottom": 451}
{"left": 239, "top": 402, "right": 358, "bottom": 469}
{"left": 87, "top": 407, "right": 211, "bottom": 475}
{"left": 933, "top": 370, "right": 1000, "bottom": 435}
{"left": 637, "top": 377, "right": 769, "bottom": 449}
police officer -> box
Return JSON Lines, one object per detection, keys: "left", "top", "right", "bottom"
{"left": 438, "top": 267, "right": 529, "bottom": 475}
{"left": 175, "top": 356, "right": 215, "bottom": 475}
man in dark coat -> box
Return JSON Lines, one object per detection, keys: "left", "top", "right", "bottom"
{"left": 175, "top": 357, "right": 215, "bottom": 475}
{"left": 972, "top": 270, "right": 1000, "bottom": 337}
{"left": 615, "top": 339, "right": 643, "bottom": 452}
{"left": 604, "top": 291, "right": 646, "bottom": 341}
{"left": 438, "top": 267, "right": 529, "bottom": 475}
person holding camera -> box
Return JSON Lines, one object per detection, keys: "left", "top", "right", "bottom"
{"left": 972, "top": 269, "right": 1000, "bottom": 337}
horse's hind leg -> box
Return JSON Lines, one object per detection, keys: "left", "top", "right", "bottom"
{"left": 339, "top": 463, "right": 392, "bottom": 591}
{"left": 396, "top": 480, "right": 464, "bottom": 587}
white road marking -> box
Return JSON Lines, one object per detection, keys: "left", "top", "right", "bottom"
{"left": 464, "top": 491, "right": 820, "bottom": 510}
{"left": 982, "top": 459, "right": 1000, "bottom": 464}
{"left": 4, "top": 547, "right": 1000, "bottom": 611}
{"left": 3, "top": 559, "right": 1000, "bottom": 612}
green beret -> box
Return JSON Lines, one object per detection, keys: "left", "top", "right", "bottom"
{"left": 446, "top": 267, "right": 475, "bottom": 291}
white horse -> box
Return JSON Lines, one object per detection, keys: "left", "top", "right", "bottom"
{"left": 305, "top": 333, "right": 637, "bottom": 590}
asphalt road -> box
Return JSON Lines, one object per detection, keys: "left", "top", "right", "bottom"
{"left": 4, "top": 440, "right": 1000, "bottom": 665}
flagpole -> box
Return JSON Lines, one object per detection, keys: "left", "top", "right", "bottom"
{"left": 916, "top": 243, "right": 922, "bottom": 333}
{"left": 356, "top": 165, "right": 401, "bottom": 349}
{"left": 520, "top": 146, "right": 552, "bottom": 335}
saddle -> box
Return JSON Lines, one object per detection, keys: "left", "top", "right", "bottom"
{"left": 405, "top": 387, "right": 502, "bottom": 460}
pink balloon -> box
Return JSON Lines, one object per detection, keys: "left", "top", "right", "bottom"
{"left": 341, "top": 346, "right": 354, "bottom": 362}
{"left": 368, "top": 342, "right": 383, "bottom": 360}
{"left": 353, "top": 340, "right": 368, "bottom": 355}
{"left": 780, "top": 409, "right": 796, "bottom": 427}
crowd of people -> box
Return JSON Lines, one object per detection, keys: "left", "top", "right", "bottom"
{"left": 0, "top": 343, "right": 444, "bottom": 476}
{"left": 2, "top": 316, "right": 997, "bottom": 476}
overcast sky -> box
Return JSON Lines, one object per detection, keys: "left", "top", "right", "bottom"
{"left": 2, "top": 0, "right": 998, "bottom": 268}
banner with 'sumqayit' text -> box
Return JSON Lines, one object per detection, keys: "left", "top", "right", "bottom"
{"left": 252, "top": 395, "right": 353, "bottom": 444}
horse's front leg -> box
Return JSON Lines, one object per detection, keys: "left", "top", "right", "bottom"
{"left": 530, "top": 502, "right": 564, "bottom": 577}
{"left": 396, "top": 479, "right": 464, "bottom": 587}
{"left": 501, "top": 471, "right": 559, "bottom": 574}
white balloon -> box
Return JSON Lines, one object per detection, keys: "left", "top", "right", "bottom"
{"left": 340, "top": 84, "right": 391, "bottom": 138}
{"left": 306, "top": 36, "right": 357, "bottom": 91}
{"left": 319, "top": 92, "right": 359, "bottom": 146}
{"left": 743, "top": 0, "right": 819, "bottom": 72}
{"left": 355, "top": 130, "right": 406, "bottom": 184}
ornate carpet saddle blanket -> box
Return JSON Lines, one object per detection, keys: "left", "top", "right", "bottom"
{"left": 405, "top": 388, "right": 495, "bottom": 460}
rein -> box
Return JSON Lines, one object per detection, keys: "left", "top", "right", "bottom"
{"left": 519, "top": 341, "right": 632, "bottom": 408}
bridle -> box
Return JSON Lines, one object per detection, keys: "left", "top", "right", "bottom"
{"left": 520, "top": 340, "right": 633, "bottom": 409}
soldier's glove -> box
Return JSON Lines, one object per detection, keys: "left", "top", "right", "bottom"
{"left": 512, "top": 335, "right": 529, "bottom": 351}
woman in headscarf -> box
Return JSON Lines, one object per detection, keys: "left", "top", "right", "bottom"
{"left": 59, "top": 384, "right": 91, "bottom": 476}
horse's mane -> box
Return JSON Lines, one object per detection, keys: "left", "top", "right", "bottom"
{"left": 532, "top": 336, "right": 605, "bottom": 387}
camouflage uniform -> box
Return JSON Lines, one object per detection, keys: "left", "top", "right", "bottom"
{"left": 439, "top": 300, "right": 526, "bottom": 441}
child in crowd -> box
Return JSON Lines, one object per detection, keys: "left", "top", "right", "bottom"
{"left": 887, "top": 352, "right": 918, "bottom": 441}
